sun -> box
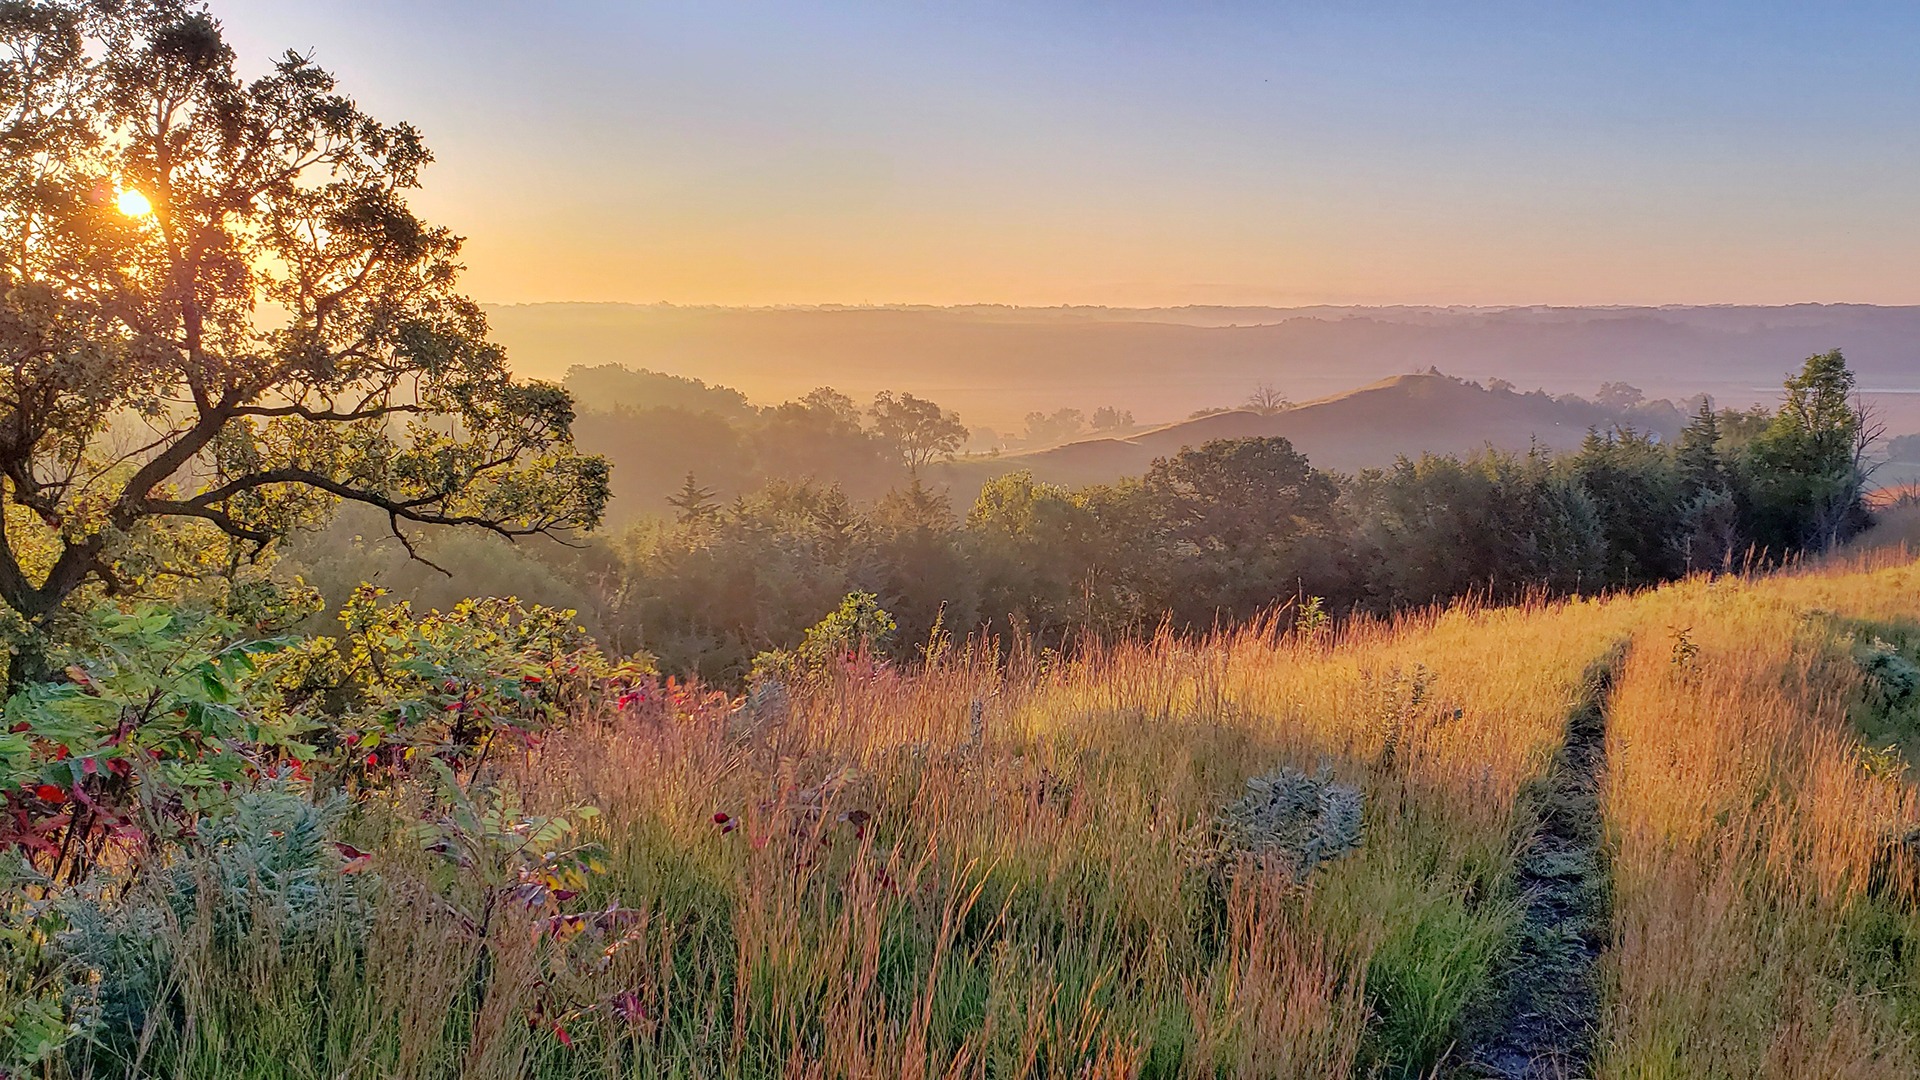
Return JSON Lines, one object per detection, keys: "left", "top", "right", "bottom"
{"left": 115, "top": 189, "right": 153, "bottom": 217}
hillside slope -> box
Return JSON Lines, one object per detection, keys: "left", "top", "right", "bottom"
{"left": 28, "top": 526, "right": 1920, "bottom": 1078}
{"left": 935, "top": 371, "right": 1655, "bottom": 489}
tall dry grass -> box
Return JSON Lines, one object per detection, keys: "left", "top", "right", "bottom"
{"left": 1596, "top": 567, "right": 1920, "bottom": 1078}
{"left": 81, "top": 593, "right": 1627, "bottom": 1079}
{"left": 60, "top": 556, "right": 1920, "bottom": 1079}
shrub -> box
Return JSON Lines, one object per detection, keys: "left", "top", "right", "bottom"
{"left": 1216, "top": 764, "right": 1366, "bottom": 885}
{"left": 750, "top": 591, "right": 897, "bottom": 685}
{"left": 0, "top": 606, "right": 303, "bottom": 880}
{"left": 1859, "top": 637, "right": 1920, "bottom": 704}
{"left": 53, "top": 787, "right": 375, "bottom": 1065}
{"left": 272, "top": 585, "right": 657, "bottom": 777}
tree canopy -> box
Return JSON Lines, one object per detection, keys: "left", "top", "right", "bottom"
{"left": 0, "top": 0, "right": 607, "bottom": 679}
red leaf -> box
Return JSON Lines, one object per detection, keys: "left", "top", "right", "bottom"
{"left": 610, "top": 990, "right": 646, "bottom": 1024}
{"left": 331, "top": 840, "right": 373, "bottom": 873}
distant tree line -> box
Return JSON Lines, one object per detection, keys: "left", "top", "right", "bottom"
{"left": 566, "top": 363, "right": 1714, "bottom": 519}
{"left": 581, "top": 351, "right": 1877, "bottom": 682}
{"left": 565, "top": 368, "right": 965, "bottom": 517}
{"left": 291, "top": 352, "right": 1880, "bottom": 685}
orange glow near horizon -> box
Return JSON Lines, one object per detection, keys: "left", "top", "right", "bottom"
{"left": 216, "top": 4, "right": 1920, "bottom": 312}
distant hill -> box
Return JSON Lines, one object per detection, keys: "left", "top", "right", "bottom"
{"left": 931, "top": 372, "right": 1674, "bottom": 491}
{"left": 484, "top": 302, "right": 1920, "bottom": 435}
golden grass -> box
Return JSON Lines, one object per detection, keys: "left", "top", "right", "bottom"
{"left": 66, "top": 551, "right": 1920, "bottom": 1079}
{"left": 413, "top": 595, "right": 1632, "bottom": 1079}
{"left": 1596, "top": 567, "right": 1920, "bottom": 1078}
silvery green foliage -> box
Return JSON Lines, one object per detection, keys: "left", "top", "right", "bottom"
{"left": 1859, "top": 637, "right": 1919, "bottom": 703}
{"left": 730, "top": 678, "right": 792, "bottom": 742}
{"left": 1219, "top": 765, "right": 1365, "bottom": 884}
{"left": 56, "top": 787, "right": 374, "bottom": 1042}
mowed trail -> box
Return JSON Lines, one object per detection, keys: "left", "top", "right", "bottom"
{"left": 1467, "top": 650, "right": 1623, "bottom": 1079}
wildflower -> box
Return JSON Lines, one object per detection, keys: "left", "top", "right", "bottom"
{"left": 712, "top": 811, "right": 730, "bottom": 825}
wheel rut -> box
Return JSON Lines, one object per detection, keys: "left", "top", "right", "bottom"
{"left": 1463, "top": 648, "right": 1622, "bottom": 1080}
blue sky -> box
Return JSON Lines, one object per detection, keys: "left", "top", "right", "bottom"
{"left": 218, "top": 2, "right": 1920, "bottom": 306}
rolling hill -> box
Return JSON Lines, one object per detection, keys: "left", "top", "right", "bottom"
{"left": 934, "top": 371, "right": 1675, "bottom": 490}
{"left": 485, "top": 302, "right": 1920, "bottom": 436}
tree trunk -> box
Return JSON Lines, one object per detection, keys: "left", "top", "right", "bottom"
{"left": 5, "top": 634, "right": 53, "bottom": 700}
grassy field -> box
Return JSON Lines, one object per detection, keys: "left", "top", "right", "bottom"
{"left": 23, "top": 530, "right": 1920, "bottom": 1079}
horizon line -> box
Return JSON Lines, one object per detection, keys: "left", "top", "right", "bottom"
{"left": 477, "top": 299, "right": 1920, "bottom": 313}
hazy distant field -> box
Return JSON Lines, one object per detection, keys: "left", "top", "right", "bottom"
{"left": 486, "top": 303, "right": 1920, "bottom": 435}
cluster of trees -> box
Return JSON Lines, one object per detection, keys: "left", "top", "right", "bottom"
{"left": 566, "top": 368, "right": 968, "bottom": 517}
{"left": 574, "top": 351, "right": 1875, "bottom": 682}
{"left": 1008, "top": 405, "right": 1138, "bottom": 447}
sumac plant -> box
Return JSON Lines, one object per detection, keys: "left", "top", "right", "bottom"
{"left": 281, "top": 585, "right": 657, "bottom": 775}
{"left": 0, "top": 606, "right": 303, "bottom": 880}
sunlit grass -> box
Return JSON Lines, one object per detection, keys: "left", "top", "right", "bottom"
{"left": 46, "top": 553, "right": 1920, "bottom": 1078}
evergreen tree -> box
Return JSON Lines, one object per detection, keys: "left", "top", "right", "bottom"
{"left": 666, "top": 472, "right": 720, "bottom": 523}
{"left": 1744, "top": 350, "right": 1871, "bottom": 553}
{"left": 1676, "top": 398, "right": 1730, "bottom": 498}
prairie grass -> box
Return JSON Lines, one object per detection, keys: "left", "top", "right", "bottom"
{"left": 38, "top": 595, "right": 1627, "bottom": 1079}
{"left": 1595, "top": 566, "right": 1920, "bottom": 1078}
{"left": 42, "top": 555, "right": 1920, "bottom": 1079}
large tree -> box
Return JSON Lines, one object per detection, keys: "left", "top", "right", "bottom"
{"left": 0, "top": 1, "right": 607, "bottom": 683}
{"left": 1745, "top": 350, "right": 1875, "bottom": 553}
{"left": 1143, "top": 437, "right": 1347, "bottom": 623}
{"left": 868, "top": 390, "right": 965, "bottom": 474}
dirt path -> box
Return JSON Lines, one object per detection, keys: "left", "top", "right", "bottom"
{"left": 1464, "top": 651, "right": 1621, "bottom": 1079}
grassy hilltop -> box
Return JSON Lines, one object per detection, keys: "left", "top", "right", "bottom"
{"left": 10, "top": 512, "right": 1920, "bottom": 1079}
{"left": 4, "top": 7, "right": 1918, "bottom": 1077}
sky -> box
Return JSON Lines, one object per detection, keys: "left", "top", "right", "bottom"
{"left": 216, "top": 2, "right": 1920, "bottom": 308}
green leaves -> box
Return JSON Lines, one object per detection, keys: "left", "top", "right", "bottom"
{"left": 0, "top": 603, "right": 312, "bottom": 870}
